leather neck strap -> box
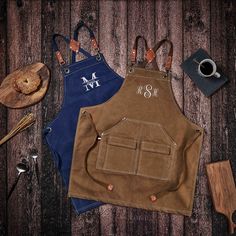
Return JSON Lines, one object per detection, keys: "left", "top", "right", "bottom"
{"left": 73, "top": 20, "right": 99, "bottom": 51}
{"left": 144, "top": 39, "right": 173, "bottom": 72}
{"left": 130, "top": 36, "right": 159, "bottom": 70}
{"left": 52, "top": 33, "right": 91, "bottom": 66}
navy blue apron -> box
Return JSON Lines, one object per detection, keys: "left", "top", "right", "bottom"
{"left": 44, "top": 21, "right": 123, "bottom": 214}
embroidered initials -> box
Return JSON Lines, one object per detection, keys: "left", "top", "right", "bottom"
{"left": 136, "top": 84, "right": 159, "bottom": 98}
{"left": 81, "top": 72, "right": 101, "bottom": 91}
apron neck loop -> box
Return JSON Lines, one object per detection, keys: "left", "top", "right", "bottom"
{"left": 129, "top": 35, "right": 159, "bottom": 71}
{"left": 73, "top": 20, "right": 99, "bottom": 54}
{"left": 52, "top": 33, "right": 92, "bottom": 66}
{"left": 145, "top": 39, "right": 173, "bottom": 73}
{"left": 130, "top": 35, "right": 148, "bottom": 64}
{"left": 52, "top": 34, "right": 70, "bottom": 66}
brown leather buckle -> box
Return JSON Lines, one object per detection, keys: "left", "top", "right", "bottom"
{"left": 55, "top": 51, "right": 65, "bottom": 65}
{"left": 69, "top": 39, "right": 80, "bottom": 52}
{"left": 91, "top": 38, "right": 99, "bottom": 50}
{"left": 165, "top": 56, "right": 172, "bottom": 71}
{"left": 130, "top": 49, "right": 137, "bottom": 63}
{"left": 145, "top": 48, "right": 156, "bottom": 63}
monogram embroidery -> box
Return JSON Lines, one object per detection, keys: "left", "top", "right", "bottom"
{"left": 136, "top": 84, "right": 159, "bottom": 98}
{"left": 81, "top": 72, "right": 101, "bottom": 91}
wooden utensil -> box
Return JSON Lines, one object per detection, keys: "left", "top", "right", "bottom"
{"left": 206, "top": 160, "right": 236, "bottom": 234}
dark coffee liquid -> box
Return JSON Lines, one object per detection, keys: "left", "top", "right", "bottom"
{"left": 200, "top": 62, "right": 213, "bottom": 75}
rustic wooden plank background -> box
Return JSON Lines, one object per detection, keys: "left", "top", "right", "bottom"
{"left": 0, "top": 0, "right": 235, "bottom": 235}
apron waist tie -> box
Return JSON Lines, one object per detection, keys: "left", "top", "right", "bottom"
{"left": 80, "top": 111, "right": 114, "bottom": 191}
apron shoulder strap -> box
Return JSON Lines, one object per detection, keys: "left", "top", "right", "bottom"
{"left": 129, "top": 35, "right": 159, "bottom": 70}
{"left": 72, "top": 20, "right": 99, "bottom": 62}
{"left": 144, "top": 39, "right": 173, "bottom": 72}
{"left": 52, "top": 33, "right": 92, "bottom": 66}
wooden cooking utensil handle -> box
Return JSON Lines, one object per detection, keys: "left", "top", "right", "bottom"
{"left": 228, "top": 212, "right": 236, "bottom": 234}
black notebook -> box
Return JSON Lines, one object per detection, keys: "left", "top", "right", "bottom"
{"left": 181, "top": 48, "right": 228, "bottom": 97}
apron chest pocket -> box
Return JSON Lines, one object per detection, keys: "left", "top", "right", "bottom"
{"left": 96, "top": 118, "right": 176, "bottom": 181}
{"left": 137, "top": 141, "right": 172, "bottom": 180}
{"left": 97, "top": 136, "right": 137, "bottom": 174}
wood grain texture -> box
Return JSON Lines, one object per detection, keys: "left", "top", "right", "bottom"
{"left": 0, "top": 0, "right": 235, "bottom": 235}
{"left": 183, "top": 0, "right": 212, "bottom": 235}
{"left": 41, "top": 0, "right": 71, "bottom": 234}
{"left": 7, "top": 0, "right": 42, "bottom": 235}
{"left": 0, "top": 0, "right": 7, "bottom": 235}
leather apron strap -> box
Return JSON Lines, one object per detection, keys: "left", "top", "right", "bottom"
{"left": 144, "top": 39, "right": 173, "bottom": 73}
{"left": 129, "top": 35, "right": 159, "bottom": 70}
{"left": 72, "top": 20, "right": 99, "bottom": 62}
{"left": 52, "top": 33, "right": 91, "bottom": 66}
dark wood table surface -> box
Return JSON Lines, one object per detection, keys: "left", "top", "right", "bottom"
{"left": 0, "top": 0, "right": 235, "bottom": 235}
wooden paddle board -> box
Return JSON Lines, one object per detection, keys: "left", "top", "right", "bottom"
{"left": 206, "top": 160, "right": 236, "bottom": 234}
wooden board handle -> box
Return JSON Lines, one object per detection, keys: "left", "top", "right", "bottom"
{"left": 228, "top": 212, "right": 236, "bottom": 234}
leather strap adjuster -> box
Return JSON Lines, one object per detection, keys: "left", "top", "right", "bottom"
{"left": 69, "top": 39, "right": 80, "bottom": 52}
{"left": 130, "top": 49, "right": 137, "bottom": 63}
{"left": 55, "top": 51, "right": 65, "bottom": 65}
{"left": 145, "top": 48, "right": 156, "bottom": 63}
{"left": 91, "top": 38, "right": 99, "bottom": 50}
{"left": 165, "top": 55, "right": 172, "bottom": 71}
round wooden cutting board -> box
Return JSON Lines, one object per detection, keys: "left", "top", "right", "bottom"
{"left": 0, "top": 62, "right": 50, "bottom": 109}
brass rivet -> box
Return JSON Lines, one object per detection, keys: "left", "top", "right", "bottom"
{"left": 107, "top": 184, "right": 114, "bottom": 191}
{"left": 150, "top": 195, "right": 157, "bottom": 202}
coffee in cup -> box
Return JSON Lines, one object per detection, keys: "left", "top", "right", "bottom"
{"left": 197, "top": 59, "right": 220, "bottom": 78}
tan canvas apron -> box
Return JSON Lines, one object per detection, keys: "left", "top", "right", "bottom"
{"left": 68, "top": 38, "right": 204, "bottom": 216}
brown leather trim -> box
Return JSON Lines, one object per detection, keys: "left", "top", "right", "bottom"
{"left": 55, "top": 51, "right": 65, "bottom": 65}
{"left": 69, "top": 39, "right": 80, "bottom": 52}
{"left": 165, "top": 55, "right": 173, "bottom": 71}
{"left": 130, "top": 35, "right": 149, "bottom": 64}
{"left": 91, "top": 38, "right": 99, "bottom": 50}
{"left": 130, "top": 49, "right": 137, "bottom": 63}
{"left": 145, "top": 48, "right": 156, "bottom": 63}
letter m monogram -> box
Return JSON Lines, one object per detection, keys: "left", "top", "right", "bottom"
{"left": 81, "top": 72, "right": 101, "bottom": 92}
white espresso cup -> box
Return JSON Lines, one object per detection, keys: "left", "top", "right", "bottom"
{"left": 198, "top": 59, "right": 221, "bottom": 78}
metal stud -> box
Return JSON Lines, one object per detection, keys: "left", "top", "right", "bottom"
{"left": 96, "top": 53, "right": 101, "bottom": 61}
{"left": 150, "top": 195, "right": 157, "bottom": 202}
{"left": 107, "top": 184, "right": 114, "bottom": 191}
{"left": 64, "top": 68, "right": 70, "bottom": 74}
{"left": 128, "top": 67, "right": 134, "bottom": 73}
{"left": 47, "top": 127, "right": 52, "bottom": 133}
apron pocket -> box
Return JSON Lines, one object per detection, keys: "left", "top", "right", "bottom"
{"left": 96, "top": 136, "right": 137, "bottom": 174}
{"left": 96, "top": 117, "right": 176, "bottom": 180}
{"left": 137, "top": 141, "right": 172, "bottom": 180}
